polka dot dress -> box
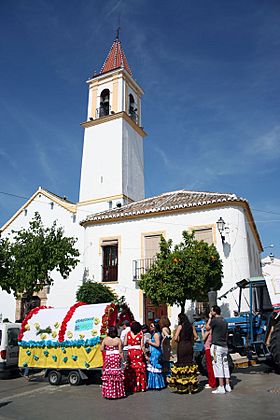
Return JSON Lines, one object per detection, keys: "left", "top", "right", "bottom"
{"left": 124, "top": 331, "right": 147, "bottom": 393}
{"left": 102, "top": 345, "right": 126, "bottom": 399}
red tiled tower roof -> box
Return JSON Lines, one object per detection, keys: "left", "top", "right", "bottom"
{"left": 99, "top": 36, "right": 132, "bottom": 76}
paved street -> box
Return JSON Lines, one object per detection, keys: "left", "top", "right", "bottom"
{"left": 0, "top": 366, "right": 279, "bottom": 420}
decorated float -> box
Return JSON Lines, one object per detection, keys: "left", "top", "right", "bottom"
{"left": 18, "top": 300, "right": 134, "bottom": 385}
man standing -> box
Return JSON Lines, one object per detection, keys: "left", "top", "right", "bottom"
{"left": 206, "top": 305, "right": 231, "bottom": 394}
{"left": 120, "top": 320, "right": 131, "bottom": 364}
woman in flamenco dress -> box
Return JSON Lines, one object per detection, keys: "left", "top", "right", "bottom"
{"left": 124, "top": 321, "right": 147, "bottom": 393}
{"left": 168, "top": 314, "right": 199, "bottom": 394}
{"left": 146, "top": 321, "right": 166, "bottom": 390}
{"left": 101, "top": 326, "right": 126, "bottom": 399}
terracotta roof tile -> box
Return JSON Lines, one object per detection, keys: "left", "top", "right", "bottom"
{"left": 100, "top": 37, "right": 132, "bottom": 76}
{"left": 81, "top": 189, "right": 246, "bottom": 224}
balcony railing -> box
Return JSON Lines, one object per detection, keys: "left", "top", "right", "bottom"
{"left": 96, "top": 105, "right": 111, "bottom": 119}
{"left": 129, "top": 109, "right": 138, "bottom": 124}
{"left": 102, "top": 264, "right": 118, "bottom": 282}
{"left": 132, "top": 258, "right": 156, "bottom": 281}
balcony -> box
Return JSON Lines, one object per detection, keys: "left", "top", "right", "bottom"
{"left": 96, "top": 104, "right": 111, "bottom": 119}
{"left": 132, "top": 258, "right": 156, "bottom": 281}
{"left": 102, "top": 264, "right": 118, "bottom": 282}
{"left": 129, "top": 109, "right": 138, "bottom": 124}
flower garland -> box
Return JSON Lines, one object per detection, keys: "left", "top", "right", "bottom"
{"left": 18, "top": 305, "right": 53, "bottom": 342}
{"left": 19, "top": 336, "right": 101, "bottom": 348}
{"left": 100, "top": 303, "right": 118, "bottom": 337}
{"left": 118, "top": 302, "right": 134, "bottom": 325}
{"left": 58, "top": 301, "right": 86, "bottom": 343}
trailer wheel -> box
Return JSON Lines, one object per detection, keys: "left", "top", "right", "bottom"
{"left": 68, "top": 370, "right": 82, "bottom": 386}
{"left": 270, "top": 323, "right": 280, "bottom": 369}
{"left": 48, "top": 370, "right": 62, "bottom": 386}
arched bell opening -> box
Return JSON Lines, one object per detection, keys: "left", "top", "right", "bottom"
{"left": 129, "top": 93, "right": 138, "bottom": 123}
{"left": 99, "top": 89, "right": 110, "bottom": 117}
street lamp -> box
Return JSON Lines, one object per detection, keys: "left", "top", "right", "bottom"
{"left": 216, "top": 217, "right": 226, "bottom": 242}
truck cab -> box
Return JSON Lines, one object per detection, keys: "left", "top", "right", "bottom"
{"left": 0, "top": 322, "right": 21, "bottom": 377}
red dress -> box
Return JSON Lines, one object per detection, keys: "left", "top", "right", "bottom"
{"left": 124, "top": 331, "right": 147, "bottom": 392}
{"left": 102, "top": 345, "right": 126, "bottom": 399}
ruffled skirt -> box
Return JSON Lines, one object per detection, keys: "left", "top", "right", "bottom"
{"left": 168, "top": 364, "right": 199, "bottom": 394}
{"left": 147, "top": 364, "right": 166, "bottom": 389}
{"left": 102, "top": 368, "right": 126, "bottom": 399}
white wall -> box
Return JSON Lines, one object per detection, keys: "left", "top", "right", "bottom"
{"left": 79, "top": 119, "right": 123, "bottom": 203}
{"left": 83, "top": 204, "right": 260, "bottom": 324}
{"left": 79, "top": 117, "right": 144, "bottom": 206}
{"left": 122, "top": 118, "right": 145, "bottom": 202}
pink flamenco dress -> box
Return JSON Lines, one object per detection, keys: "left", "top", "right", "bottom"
{"left": 101, "top": 345, "right": 126, "bottom": 399}
{"left": 124, "top": 331, "right": 147, "bottom": 393}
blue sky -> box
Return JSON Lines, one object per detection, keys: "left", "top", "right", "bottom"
{"left": 0, "top": 0, "right": 280, "bottom": 257}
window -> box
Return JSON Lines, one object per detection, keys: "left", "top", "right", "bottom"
{"left": 102, "top": 240, "right": 118, "bottom": 282}
{"left": 193, "top": 228, "right": 213, "bottom": 245}
{"left": 99, "top": 89, "right": 110, "bottom": 117}
{"left": 7, "top": 328, "right": 20, "bottom": 346}
{"left": 129, "top": 93, "right": 137, "bottom": 123}
{"left": 144, "top": 235, "right": 161, "bottom": 259}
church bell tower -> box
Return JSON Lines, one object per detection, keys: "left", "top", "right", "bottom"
{"left": 78, "top": 34, "right": 146, "bottom": 214}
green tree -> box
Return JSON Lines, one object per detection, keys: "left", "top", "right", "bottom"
{"left": 0, "top": 212, "right": 80, "bottom": 311}
{"left": 76, "top": 280, "right": 116, "bottom": 304}
{"left": 139, "top": 231, "right": 223, "bottom": 314}
{"left": 0, "top": 238, "right": 11, "bottom": 284}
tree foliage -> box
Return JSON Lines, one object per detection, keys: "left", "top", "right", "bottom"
{"left": 0, "top": 212, "right": 80, "bottom": 299}
{"left": 76, "top": 280, "right": 116, "bottom": 304}
{"left": 139, "top": 231, "right": 223, "bottom": 313}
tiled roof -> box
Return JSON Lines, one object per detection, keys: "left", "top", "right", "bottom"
{"left": 81, "top": 190, "right": 246, "bottom": 225}
{"left": 99, "top": 37, "right": 132, "bottom": 76}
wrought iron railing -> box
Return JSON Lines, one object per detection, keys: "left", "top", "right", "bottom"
{"left": 132, "top": 258, "right": 156, "bottom": 281}
{"left": 96, "top": 104, "right": 111, "bottom": 118}
{"left": 129, "top": 109, "right": 138, "bottom": 124}
{"left": 102, "top": 264, "right": 118, "bottom": 282}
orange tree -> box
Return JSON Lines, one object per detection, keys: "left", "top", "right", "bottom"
{"left": 139, "top": 231, "right": 223, "bottom": 314}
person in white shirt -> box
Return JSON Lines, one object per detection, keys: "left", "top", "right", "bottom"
{"left": 120, "top": 320, "right": 131, "bottom": 364}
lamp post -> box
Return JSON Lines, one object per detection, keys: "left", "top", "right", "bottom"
{"left": 216, "top": 217, "right": 226, "bottom": 242}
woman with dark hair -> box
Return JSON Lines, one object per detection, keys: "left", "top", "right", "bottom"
{"left": 124, "top": 321, "right": 147, "bottom": 392}
{"left": 168, "top": 314, "right": 199, "bottom": 394}
{"left": 146, "top": 321, "right": 165, "bottom": 390}
{"left": 160, "top": 316, "right": 172, "bottom": 380}
{"left": 100, "top": 326, "right": 126, "bottom": 399}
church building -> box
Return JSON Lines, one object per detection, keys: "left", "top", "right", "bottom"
{"left": 0, "top": 35, "right": 263, "bottom": 324}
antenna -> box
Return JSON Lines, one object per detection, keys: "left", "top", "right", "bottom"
{"left": 116, "top": 12, "right": 121, "bottom": 39}
{"left": 116, "top": 25, "right": 121, "bottom": 40}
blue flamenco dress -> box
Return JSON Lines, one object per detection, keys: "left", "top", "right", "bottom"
{"left": 147, "top": 332, "right": 166, "bottom": 390}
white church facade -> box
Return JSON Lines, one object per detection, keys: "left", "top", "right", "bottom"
{"left": 0, "top": 35, "right": 263, "bottom": 324}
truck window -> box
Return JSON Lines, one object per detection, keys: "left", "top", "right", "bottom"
{"left": 0, "top": 330, "right": 2, "bottom": 345}
{"left": 7, "top": 328, "right": 20, "bottom": 346}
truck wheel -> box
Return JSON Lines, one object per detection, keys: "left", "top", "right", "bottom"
{"left": 48, "top": 370, "right": 62, "bottom": 386}
{"left": 68, "top": 370, "right": 82, "bottom": 386}
{"left": 270, "top": 323, "right": 280, "bottom": 369}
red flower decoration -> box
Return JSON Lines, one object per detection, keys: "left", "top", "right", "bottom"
{"left": 58, "top": 301, "right": 86, "bottom": 342}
